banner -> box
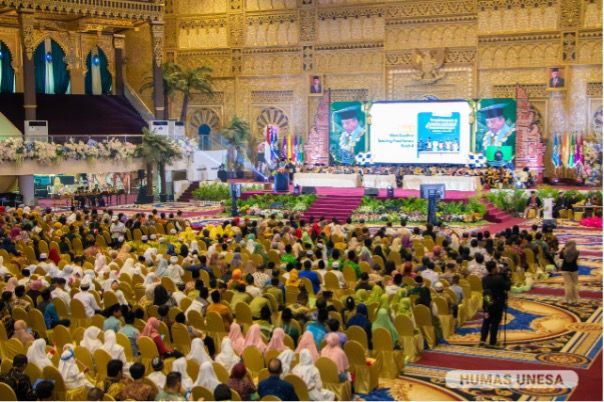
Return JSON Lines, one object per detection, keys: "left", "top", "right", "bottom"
{"left": 475, "top": 98, "right": 517, "bottom": 164}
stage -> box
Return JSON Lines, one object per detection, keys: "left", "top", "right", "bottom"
{"left": 241, "top": 186, "right": 476, "bottom": 201}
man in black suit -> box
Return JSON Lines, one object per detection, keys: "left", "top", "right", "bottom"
{"left": 310, "top": 75, "right": 322, "bottom": 93}
{"left": 549, "top": 68, "right": 565, "bottom": 88}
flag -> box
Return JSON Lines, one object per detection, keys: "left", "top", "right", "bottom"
{"left": 297, "top": 136, "right": 304, "bottom": 163}
{"left": 552, "top": 132, "right": 561, "bottom": 168}
{"left": 292, "top": 135, "right": 298, "bottom": 162}
{"left": 574, "top": 132, "right": 583, "bottom": 165}
{"left": 287, "top": 133, "right": 292, "bottom": 160}
{"left": 281, "top": 136, "right": 287, "bottom": 159}
{"left": 567, "top": 132, "right": 576, "bottom": 168}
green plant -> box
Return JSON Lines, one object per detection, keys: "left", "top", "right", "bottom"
{"left": 466, "top": 196, "right": 487, "bottom": 216}
{"left": 537, "top": 186, "right": 560, "bottom": 201}
{"left": 192, "top": 182, "right": 231, "bottom": 201}
{"left": 141, "top": 128, "right": 182, "bottom": 196}
{"left": 221, "top": 116, "right": 253, "bottom": 170}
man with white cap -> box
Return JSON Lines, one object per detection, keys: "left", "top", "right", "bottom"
{"left": 110, "top": 216, "right": 126, "bottom": 245}
{"left": 166, "top": 256, "right": 184, "bottom": 285}
{"left": 51, "top": 277, "right": 72, "bottom": 309}
{"left": 73, "top": 278, "right": 102, "bottom": 318}
{"left": 37, "top": 253, "right": 59, "bottom": 277}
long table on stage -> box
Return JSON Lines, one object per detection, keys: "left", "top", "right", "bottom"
{"left": 362, "top": 174, "right": 397, "bottom": 189}
{"left": 294, "top": 173, "right": 361, "bottom": 188}
{"left": 402, "top": 175, "right": 481, "bottom": 191}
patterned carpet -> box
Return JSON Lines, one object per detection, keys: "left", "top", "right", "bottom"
{"left": 360, "top": 218, "right": 603, "bottom": 401}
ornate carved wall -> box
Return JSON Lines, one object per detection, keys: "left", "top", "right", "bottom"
{"left": 159, "top": 0, "right": 602, "bottom": 154}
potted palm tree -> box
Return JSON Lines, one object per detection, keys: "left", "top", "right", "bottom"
{"left": 220, "top": 116, "right": 252, "bottom": 177}
{"left": 140, "top": 128, "right": 182, "bottom": 202}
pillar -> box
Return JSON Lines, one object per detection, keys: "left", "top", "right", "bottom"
{"left": 18, "top": 175, "right": 35, "bottom": 206}
{"left": 18, "top": 11, "right": 36, "bottom": 121}
{"left": 113, "top": 34, "right": 126, "bottom": 96}
{"left": 150, "top": 22, "right": 165, "bottom": 119}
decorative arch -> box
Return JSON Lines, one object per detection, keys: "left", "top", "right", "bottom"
{"left": 255, "top": 106, "right": 290, "bottom": 138}
{"left": 189, "top": 107, "right": 221, "bottom": 136}
{"left": 84, "top": 47, "right": 112, "bottom": 95}
{"left": 0, "top": 40, "right": 16, "bottom": 93}
{"left": 33, "top": 38, "right": 70, "bottom": 94}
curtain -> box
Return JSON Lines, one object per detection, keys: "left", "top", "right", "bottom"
{"left": 44, "top": 39, "right": 55, "bottom": 94}
{"left": 85, "top": 47, "right": 112, "bottom": 95}
{"left": 0, "top": 41, "right": 15, "bottom": 93}
{"left": 34, "top": 42, "right": 47, "bottom": 94}
{"left": 51, "top": 41, "right": 69, "bottom": 95}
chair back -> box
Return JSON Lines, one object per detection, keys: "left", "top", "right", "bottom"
{"left": 191, "top": 386, "right": 214, "bottom": 402}
{"left": 3, "top": 338, "right": 25, "bottom": 360}
{"left": 171, "top": 323, "right": 192, "bottom": 355}
{"left": 42, "top": 365, "right": 66, "bottom": 400}
{"left": 315, "top": 357, "right": 341, "bottom": 384}
{"left": 116, "top": 332, "right": 134, "bottom": 360}
{"left": 242, "top": 345, "right": 264, "bottom": 376}
{"left": 433, "top": 296, "right": 450, "bottom": 316}
{"left": 0, "top": 380, "right": 17, "bottom": 401}
{"left": 94, "top": 348, "right": 112, "bottom": 381}
{"left": 260, "top": 396, "right": 281, "bottom": 401}
{"left": 103, "top": 291, "right": 119, "bottom": 309}
{"left": 235, "top": 302, "right": 253, "bottom": 328}
{"left": 70, "top": 298, "right": 90, "bottom": 327}
{"left": 257, "top": 367, "right": 270, "bottom": 383}
{"left": 187, "top": 310, "right": 205, "bottom": 331}
{"left": 213, "top": 362, "right": 230, "bottom": 384}
{"left": 51, "top": 324, "right": 72, "bottom": 351}
{"left": 344, "top": 340, "right": 367, "bottom": 366}
{"left": 74, "top": 346, "right": 95, "bottom": 377}
{"left": 394, "top": 314, "right": 415, "bottom": 337}
{"left": 323, "top": 272, "right": 340, "bottom": 291}
{"left": 25, "top": 362, "right": 42, "bottom": 383}
{"left": 413, "top": 304, "right": 433, "bottom": 327}
{"left": 372, "top": 327, "right": 394, "bottom": 352}
{"left": 284, "top": 374, "right": 311, "bottom": 401}
{"left": 12, "top": 306, "right": 29, "bottom": 323}
{"left": 206, "top": 311, "right": 227, "bottom": 333}
{"left": 28, "top": 308, "right": 48, "bottom": 340}
{"left": 345, "top": 325, "right": 369, "bottom": 350}
{"left": 467, "top": 275, "right": 482, "bottom": 292}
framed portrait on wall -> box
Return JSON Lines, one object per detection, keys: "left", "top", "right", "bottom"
{"left": 309, "top": 74, "right": 324, "bottom": 96}
{"left": 546, "top": 66, "right": 567, "bottom": 91}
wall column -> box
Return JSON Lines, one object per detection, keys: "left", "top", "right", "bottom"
{"left": 150, "top": 21, "right": 165, "bottom": 119}
{"left": 18, "top": 175, "right": 35, "bottom": 205}
{"left": 18, "top": 11, "right": 36, "bottom": 121}
{"left": 113, "top": 34, "right": 126, "bottom": 96}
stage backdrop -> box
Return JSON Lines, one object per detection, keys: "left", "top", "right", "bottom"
{"left": 329, "top": 99, "right": 517, "bottom": 166}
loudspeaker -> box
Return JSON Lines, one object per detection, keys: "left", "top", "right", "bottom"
{"left": 364, "top": 187, "right": 379, "bottom": 196}
{"left": 302, "top": 186, "right": 316, "bottom": 194}
{"left": 137, "top": 169, "right": 145, "bottom": 180}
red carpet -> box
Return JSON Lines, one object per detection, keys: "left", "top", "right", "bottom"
{"left": 302, "top": 195, "right": 362, "bottom": 222}
{"left": 527, "top": 287, "right": 603, "bottom": 299}
{"left": 414, "top": 350, "right": 602, "bottom": 401}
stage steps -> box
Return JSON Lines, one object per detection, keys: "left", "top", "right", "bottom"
{"left": 484, "top": 201, "right": 515, "bottom": 223}
{"left": 302, "top": 195, "right": 362, "bottom": 222}
{"left": 177, "top": 181, "right": 200, "bottom": 203}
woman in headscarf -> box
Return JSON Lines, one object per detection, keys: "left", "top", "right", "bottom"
{"left": 155, "top": 256, "right": 169, "bottom": 278}
{"left": 48, "top": 248, "right": 61, "bottom": 265}
{"left": 320, "top": 333, "right": 349, "bottom": 382}
{"left": 354, "top": 289, "right": 368, "bottom": 304}
{"left": 4, "top": 277, "right": 18, "bottom": 293}
{"left": 139, "top": 317, "right": 173, "bottom": 358}
{"left": 228, "top": 363, "right": 256, "bottom": 401}
{"left": 295, "top": 331, "right": 320, "bottom": 362}
{"left": 372, "top": 308, "right": 399, "bottom": 348}
{"left": 26, "top": 338, "right": 53, "bottom": 370}
{"left": 171, "top": 357, "right": 194, "bottom": 392}
{"left": 59, "top": 344, "right": 94, "bottom": 389}
{"left": 228, "top": 323, "right": 246, "bottom": 355}
{"left": 227, "top": 268, "right": 244, "bottom": 290}
{"left": 102, "top": 271, "right": 119, "bottom": 292}
{"left": 94, "top": 253, "right": 107, "bottom": 273}
{"left": 346, "top": 304, "right": 372, "bottom": 348}
{"left": 101, "top": 330, "right": 127, "bottom": 365}
{"left": 108, "top": 280, "right": 128, "bottom": 306}
{"left": 367, "top": 285, "right": 384, "bottom": 305}
{"left": 120, "top": 258, "right": 136, "bottom": 278}
{"left": 215, "top": 338, "right": 240, "bottom": 373}
{"left": 292, "top": 349, "right": 336, "bottom": 401}
{"left": 277, "top": 349, "right": 296, "bottom": 377}
{"left": 186, "top": 338, "right": 212, "bottom": 366}
{"left": 285, "top": 269, "right": 300, "bottom": 287}
{"left": 243, "top": 323, "right": 267, "bottom": 353}
{"left": 80, "top": 326, "right": 102, "bottom": 354}
{"left": 266, "top": 327, "right": 289, "bottom": 353}
{"left": 153, "top": 285, "right": 175, "bottom": 307}
{"left": 560, "top": 240, "right": 580, "bottom": 305}
{"left": 194, "top": 361, "right": 220, "bottom": 392}
{"left": 12, "top": 320, "right": 34, "bottom": 347}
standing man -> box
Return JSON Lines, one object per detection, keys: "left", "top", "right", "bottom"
{"left": 480, "top": 260, "right": 511, "bottom": 348}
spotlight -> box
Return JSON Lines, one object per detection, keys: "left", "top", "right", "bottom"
{"left": 0, "top": 50, "right": 3, "bottom": 59}
{"left": 92, "top": 55, "right": 100, "bottom": 66}
{"left": 45, "top": 52, "right": 53, "bottom": 63}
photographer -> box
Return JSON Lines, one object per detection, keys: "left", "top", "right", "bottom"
{"left": 480, "top": 260, "right": 511, "bottom": 349}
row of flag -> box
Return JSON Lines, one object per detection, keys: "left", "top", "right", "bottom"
{"left": 552, "top": 132, "right": 584, "bottom": 169}
{"left": 264, "top": 125, "right": 304, "bottom": 164}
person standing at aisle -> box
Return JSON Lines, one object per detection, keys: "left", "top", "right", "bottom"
{"left": 559, "top": 241, "right": 580, "bottom": 305}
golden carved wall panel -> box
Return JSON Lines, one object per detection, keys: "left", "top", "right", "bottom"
{"left": 478, "top": 69, "right": 549, "bottom": 98}
{"left": 385, "top": 22, "right": 476, "bottom": 50}
{"left": 326, "top": 73, "right": 384, "bottom": 100}
{"left": 315, "top": 47, "right": 382, "bottom": 73}
{"left": 477, "top": 4, "right": 559, "bottom": 33}
{"left": 175, "top": 0, "right": 228, "bottom": 15}
{"left": 387, "top": 0, "right": 476, "bottom": 19}
{"left": 330, "top": 88, "right": 369, "bottom": 101}
{"left": 251, "top": 90, "right": 294, "bottom": 103}
{"left": 559, "top": 0, "right": 582, "bottom": 29}
{"left": 176, "top": 50, "right": 233, "bottom": 77}
{"left": 125, "top": 26, "right": 153, "bottom": 109}
{"left": 493, "top": 84, "right": 548, "bottom": 98}
{"left": 245, "top": 0, "right": 297, "bottom": 11}
{"left": 316, "top": 15, "right": 384, "bottom": 43}
{"left": 587, "top": 82, "right": 603, "bottom": 97}
{"left": 567, "top": 65, "right": 603, "bottom": 132}
{"left": 245, "top": 13, "right": 299, "bottom": 46}
{"left": 242, "top": 48, "right": 302, "bottom": 75}
{"left": 577, "top": 31, "right": 603, "bottom": 64}
{"left": 478, "top": 42, "right": 561, "bottom": 68}
{"left": 0, "top": 28, "right": 21, "bottom": 72}
{"left": 387, "top": 67, "right": 473, "bottom": 100}
{"left": 386, "top": 48, "right": 476, "bottom": 66}
{"left": 178, "top": 18, "right": 228, "bottom": 49}
{"left": 582, "top": 0, "right": 602, "bottom": 28}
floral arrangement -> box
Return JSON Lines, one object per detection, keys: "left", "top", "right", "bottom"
{"left": 352, "top": 196, "right": 486, "bottom": 223}
{"left": 192, "top": 182, "right": 264, "bottom": 202}
{"left": 236, "top": 193, "right": 316, "bottom": 217}
{"left": 0, "top": 137, "right": 141, "bottom": 165}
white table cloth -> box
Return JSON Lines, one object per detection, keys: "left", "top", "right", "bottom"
{"left": 402, "top": 175, "right": 481, "bottom": 191}
{"left": 362, "top": 174, "right": 397, "bottom": 189}
{"left": 294, "top": 173, "right": 361, "bottom": 188}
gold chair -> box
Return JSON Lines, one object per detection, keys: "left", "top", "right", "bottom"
{"left": 51, "top": 324, "right": 72, "bottom": 352}
{"left": 284, "top": 374, "right": 311, "bottom": 401}
{"left": 372, "top": 327, "right": 404, "bottom": 379}
{"left": 344, "top": 340, "right": 377, "bottom": 394}
{"left": 171, "top": 323, "right": 192, "bottom": 355}
{"left": 413, "top": 304, "right": 436, "bottom": 349}
{"left": 213, "top": 362, "right": 230, "bottom": 384}
{"left": 116, "top": 332, "right": 134, "bottom": 361}
{"left": 433, "top": 296, "right": 454, "bottom": 340}
{"left": 345, "top": 325, "right": 369, "bottom": 350}
{"left": 259, "top": 396, "right": 281, "bottom": 401}
{"left": 242, "top": 345, "right": 264, "bottom": 377}
{"left": 2, "top": 338, "right": 25, "bottom": 360}
{"left": 71, "top": 299, "right": 91, "bottom": 327}
{"left": 0, "top": 382, "right": 17, "bottom": 401}
{"left": 74, "top": 346, "right": 96, "bottom": 378}
{"left": 394, "top": 314, "right": 423, "bottom": 363}
{"left": 42, "top": 365, "right": 67, "bottom": 400}
{"left": 94, "top": 348, "right": 112, "bottom": 381}
{"left": 137, "top": 335, "right": 159, "bottom": 374}
{"left": 235, "top": 302, "right": 253, "bottom": 330}
{"left": 315, "top": 357, "right": 352, "bottom": 401}
{"left": 191, "top": 386, "right": 214, "bottom": 402}
{"left": 25, "top": 362, "right": 42, "bottom": 382}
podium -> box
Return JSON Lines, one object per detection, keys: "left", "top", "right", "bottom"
{"left": 274, "top": 172, "right": 289, "bottom": 192}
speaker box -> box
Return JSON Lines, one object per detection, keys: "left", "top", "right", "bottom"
{"left": 364, "top": 187, "right": 379, "bottom": 196}
{"left": 137, "top": 169, "right": 145, "bottom": 180}
{"left": 302, "top": 186, "right": 316, "bottom": 194}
